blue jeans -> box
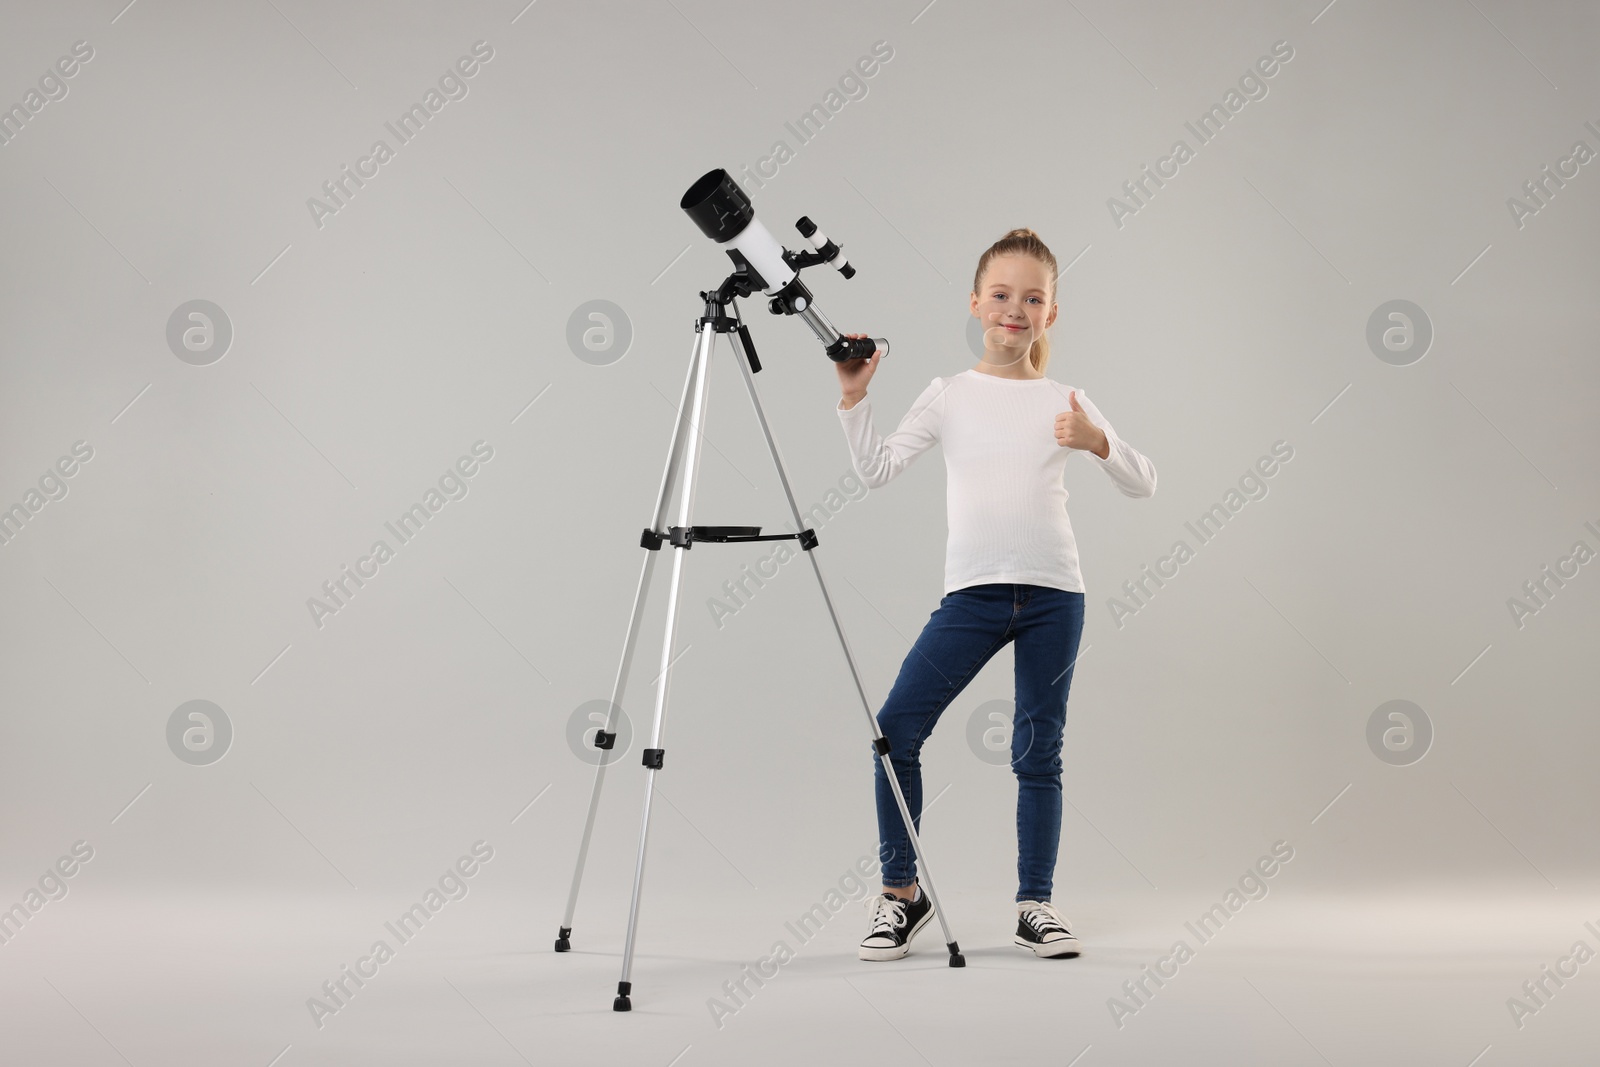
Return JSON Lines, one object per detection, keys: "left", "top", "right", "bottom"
{"left": 872, "top": 583, "right": 1085, "bottom": 903}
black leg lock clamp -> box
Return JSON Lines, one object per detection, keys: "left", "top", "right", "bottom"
{"left": 642, "top": 748, "right": 665, "bottom": 769}
{"left": 593, "top": 730, "right": 616, "bottom": 750}
{"left": 873, "top": 737, "right": 891, "bottom": 755}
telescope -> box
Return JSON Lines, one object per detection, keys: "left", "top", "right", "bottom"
{"left": 554, "top": 168, "right": 966, "bottom": 1014}
{"left": 679, "top": 168, "right": 888, "bottom": 363}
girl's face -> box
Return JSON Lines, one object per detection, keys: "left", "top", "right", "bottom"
{"left": 970, "top": 254, "right": 1057, "bottom": 366}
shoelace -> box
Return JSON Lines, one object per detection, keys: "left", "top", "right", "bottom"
{"left": 1020, "top": 900, "right": 1070, "bottom": 935}
{"left": 867, "top": 893, "right": 909, "bottom": 936}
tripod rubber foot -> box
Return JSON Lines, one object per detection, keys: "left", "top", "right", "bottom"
{"left": 947, "top": 942, "right": 965, "bottom": 968}
{"left": 554, "top": 926, "right": 571, "bottom": 952}
{"left": 613, "top": 981, "right": 632, "bottom": 1011}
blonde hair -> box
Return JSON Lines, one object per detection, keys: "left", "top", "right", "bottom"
{"left": 972, "top": 228, "right": 1058, "bottom": 374}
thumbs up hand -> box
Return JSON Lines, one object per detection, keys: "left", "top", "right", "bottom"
{"left": 1054, "top": 390, "right": 1110, "bottom": 458}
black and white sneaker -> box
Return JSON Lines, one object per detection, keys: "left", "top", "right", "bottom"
{"left": 858, "top": 888, "right": 933, "bottom": 961}
{"left": 1015, "top": 899, "right": 1081, "bottom": 958}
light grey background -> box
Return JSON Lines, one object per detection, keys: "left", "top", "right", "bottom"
{"left": 2, "top": 0, "right": 1597, "bottom": 1064}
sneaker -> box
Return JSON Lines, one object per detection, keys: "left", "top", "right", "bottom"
{"left": 1015, "top": 899, "right": 1080, "bottom": 958}
{"left": 858, "top": 888, "right": 933, "bottom": 961}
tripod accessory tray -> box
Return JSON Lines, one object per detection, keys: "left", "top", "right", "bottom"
{"left": 640, "top": 525, "right": 819, "bottom": 551}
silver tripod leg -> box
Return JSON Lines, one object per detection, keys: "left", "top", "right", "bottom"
{"left": 612, "top": 321, "right": 717, "bottom": 1011}
{"left": 555, "top": 327, "right": 705, "bottom": 953}
{"left": 725, "top": 329, "right": 965, "bottom": 968}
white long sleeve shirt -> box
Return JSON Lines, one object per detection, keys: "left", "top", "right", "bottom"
{"left": 836, "top": 369, "right": 1157, "bottom": 595}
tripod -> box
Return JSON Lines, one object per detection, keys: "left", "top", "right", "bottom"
{"left": 554, "top": 268, "right": 965, "bottom": 1012}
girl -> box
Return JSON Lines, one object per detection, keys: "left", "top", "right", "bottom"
{"left": 835, "top": 229, "right": 1157, "bottom": 961}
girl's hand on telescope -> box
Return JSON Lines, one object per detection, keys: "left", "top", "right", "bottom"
{"left": 837, "top": 333, "right": 881, "bottom": 409}
{"left": 1055, "top": 390, "right": 1110, "bottom": 458}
